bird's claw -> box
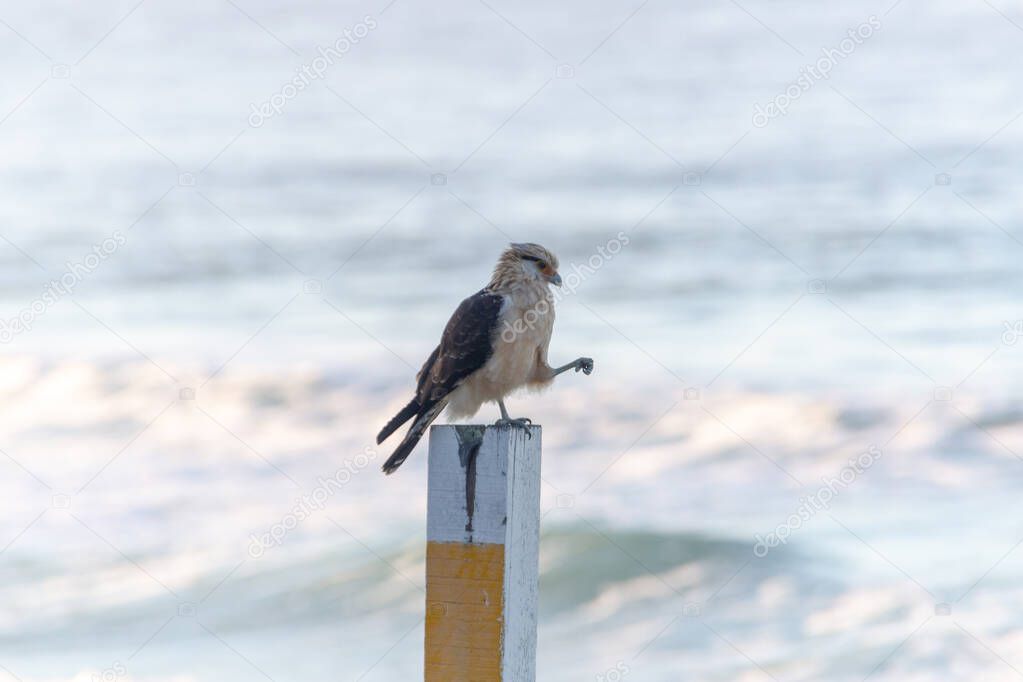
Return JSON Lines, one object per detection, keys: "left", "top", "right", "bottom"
{"left": 495, "top": 417, "right": 533, "bottom": 438}
{"left": 575, "top": 358, "right": 594, "bottom": 375}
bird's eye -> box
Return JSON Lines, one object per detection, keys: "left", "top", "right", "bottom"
{"left": 537, "top": 260, "right": 547, "bottom": 270}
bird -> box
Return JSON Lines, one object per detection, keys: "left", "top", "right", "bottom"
{"left": 377, "top": 242, "right": 594, "bottom": 474}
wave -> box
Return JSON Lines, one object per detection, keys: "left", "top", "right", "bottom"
{"left": 2, "top": 355, "right": 1022, "bottom": 682}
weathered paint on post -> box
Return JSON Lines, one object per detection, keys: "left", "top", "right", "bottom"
{"left": 425, "top": 424, "right": 542, "bottom": 682}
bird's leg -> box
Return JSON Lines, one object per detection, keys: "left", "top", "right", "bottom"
{"left": 495, "top": 399, "right": 532, "bottom": 435}
{"left": 552, "top": 357, "right": 594, "bottom": 377}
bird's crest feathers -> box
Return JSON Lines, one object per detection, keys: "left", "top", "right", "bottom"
{"left": 489, "top": 242, "right": 559, "bottom": 291}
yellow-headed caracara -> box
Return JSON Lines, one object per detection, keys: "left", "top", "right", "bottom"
{"left": 377, "top": 243, "right": 594, "bottom": 474}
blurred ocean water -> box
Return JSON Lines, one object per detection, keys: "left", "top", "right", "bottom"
{"left": 2, "top": 0, "right": 1023, "bottom": 680}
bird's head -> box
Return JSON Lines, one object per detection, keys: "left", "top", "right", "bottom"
{"left": 499, "top": 242, "right": 562, "bottom": 288}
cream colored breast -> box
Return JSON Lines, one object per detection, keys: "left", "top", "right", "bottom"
{"left": 483, "top": 285, "right": 554, "bottom": 388}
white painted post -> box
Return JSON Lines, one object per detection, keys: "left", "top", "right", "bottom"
{"left": 424, "top": 424, "right": 542, "bottom": 682}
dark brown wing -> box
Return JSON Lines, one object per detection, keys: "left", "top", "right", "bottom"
{"left": 380, "top": 289, "right": 504, "bottom": 474}
{"left": 417, "top": 289, "right": 504, "bottom": 404}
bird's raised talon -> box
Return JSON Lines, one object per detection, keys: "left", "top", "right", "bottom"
{"left": 577, "top": 358, "right": 594, "bottom": 375}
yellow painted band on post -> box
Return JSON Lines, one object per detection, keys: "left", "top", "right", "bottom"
{"left": 425, "top": 541, "right": 506, "bottom": 681}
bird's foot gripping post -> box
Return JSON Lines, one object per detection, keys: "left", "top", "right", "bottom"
{"left": 495, "top": 400, "right": 533, "bottom": 436}
{"left": 425, "top": 424, "right": 542, "bottom": 682}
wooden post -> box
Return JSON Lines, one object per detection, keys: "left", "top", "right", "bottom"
{"left": 424, "top": 424, "right": 542, "bottom": 682}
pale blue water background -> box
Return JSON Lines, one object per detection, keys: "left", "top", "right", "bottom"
{"left": 2, "top": 0, "right": 1023, "bottom": 680}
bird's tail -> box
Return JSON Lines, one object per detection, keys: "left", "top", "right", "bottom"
{"left": 377, "top": 398, "right": 420, "bottom": 444}
{"left": 381, "top": 400, "right": 447, "bottom": 475}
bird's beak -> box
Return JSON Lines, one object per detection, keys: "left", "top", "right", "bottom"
{"left": 548, "top": 272, "right": 563, "bottom": 287}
